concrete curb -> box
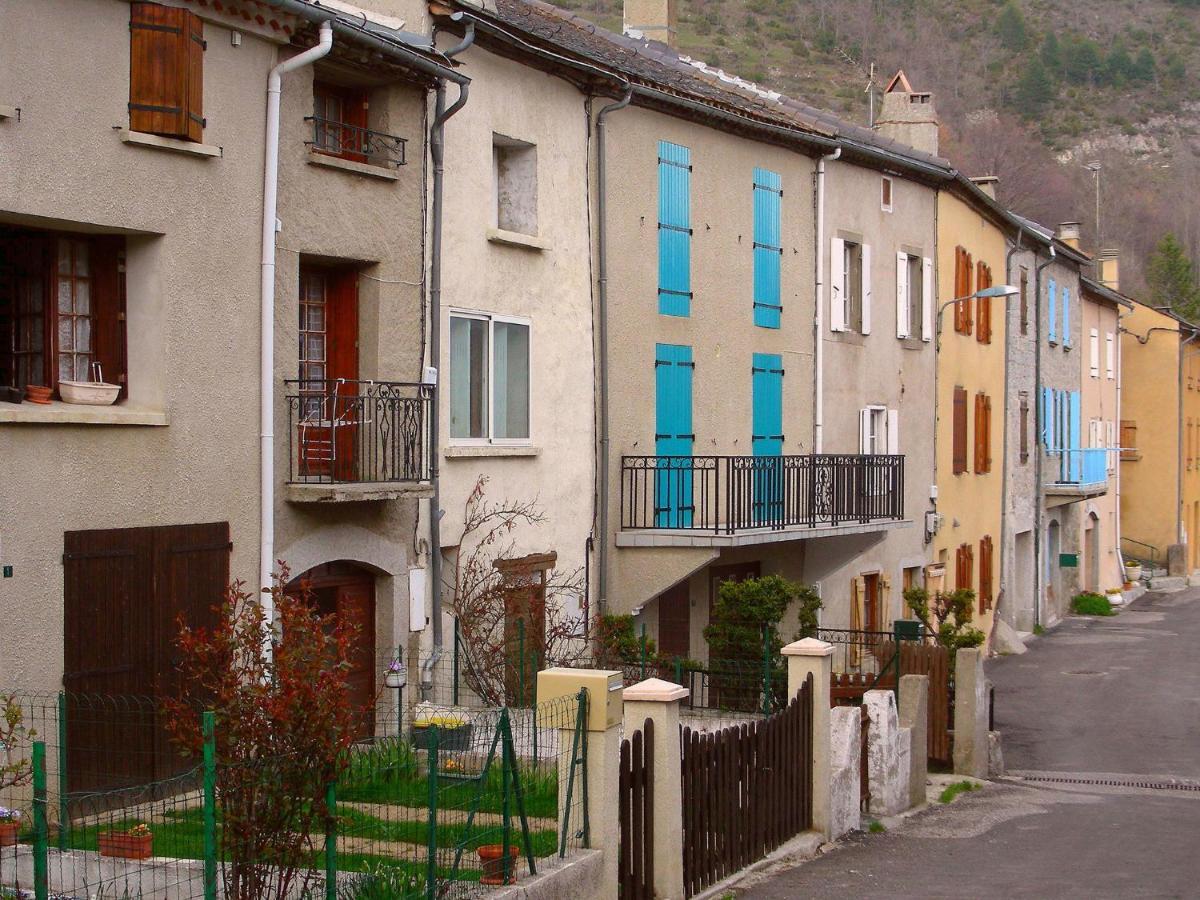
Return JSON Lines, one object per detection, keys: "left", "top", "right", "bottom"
{"left": 487, "top": 849, "right": 605, "bottom": 900}
{"left": 692, "top": 830, "right": 823, "bottom": 899}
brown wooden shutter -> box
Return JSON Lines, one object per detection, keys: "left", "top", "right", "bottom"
{"left": 1120, "top": 420, "right": 1138, "bottom": 461}
{"left": 979, "top": 535, "right": 993, "bottom": 613}
{"left": 129, "top": 2, "right": 205, "bottom": 142}
{"left": 91, "top": 235, "right": 127, "bottom": 399}
{"left": 953, "top": 386, "right": 968, "bottom": 474}
{"left": 973, "top": 393, "right": 984, "bottom": 474}
{"left": 983, "top": 394, "right": 993, "bottom": 472}
{"left": 1019, "top": 394, "right": 1029, "bottom": 463}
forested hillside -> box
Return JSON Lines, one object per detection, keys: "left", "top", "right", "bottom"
{"left": 556, "top": 0, "right": 1200, "bottom": 304}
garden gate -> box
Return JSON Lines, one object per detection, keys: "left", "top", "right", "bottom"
{"left": 618, "top": 717, "right": 655, "bottom": 899}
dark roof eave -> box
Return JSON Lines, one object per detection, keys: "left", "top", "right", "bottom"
{"left": 1080, "top": 276, "right": 1135, "bottom": 310}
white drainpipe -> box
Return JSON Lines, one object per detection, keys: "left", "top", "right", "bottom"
{"left": 813, "top": 147, "right": 841, "bottom": 453}
{"left": 259, "top": 22, "right": 334, "bottom": 632}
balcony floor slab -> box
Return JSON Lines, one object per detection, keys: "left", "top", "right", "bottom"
{"left": 615, "top": 518, "right": 912, "bottom": 548}
{"left": 286, "top": 482, "right": 433, "bottom": 503}
{"left": 1044, "top": 483, "right": 1108, "bottom": 507}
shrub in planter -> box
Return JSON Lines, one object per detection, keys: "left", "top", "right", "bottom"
{"left": 99, "top": 823, "right": 153, "bottom": 860}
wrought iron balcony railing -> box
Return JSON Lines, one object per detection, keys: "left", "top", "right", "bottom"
{"left": 285, "top": 379, "right": 431, "bottom": 485}
{"left": 620, "top": 454, "right": 905, "bottom": 534}
{"left": 305, "top": 116, "right": 407, "bottom": 168}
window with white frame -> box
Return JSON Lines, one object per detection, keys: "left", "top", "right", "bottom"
{"left": 881, "top": 176, "right": 894, "bottom": 213}
{"left": 831, "top": 237, "right": 870, "bottom": 334}
{"left": 859, "top": 405, "right": 898, "bottom": 454}
{"left": 895, "top": 251, "right": 928, "bottom": 339}
{"left": 449, "top": 312, "right": 531, "bottom": 442}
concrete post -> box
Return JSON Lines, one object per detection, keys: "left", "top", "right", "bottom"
{"left": 953, "top": 648, "right": 989, "bottom": 777}
{"left": 623, "top": 678, "right": 688, "bottom": 900}
{"left": 898, "top": 674, "right": 928, "bottom": 809}
{"left": 828, "top": 705, "right": 862, "bottom": 838}
{"left": 782, "top": 637, "right": 833, "bottom": 838}
{"left": 863, "top": 690, "right": 906, "bottom": 816}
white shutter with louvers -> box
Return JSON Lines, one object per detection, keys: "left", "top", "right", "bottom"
{"left": 921, "top": 256, "right": 934, "bottom": 341}
{"left": 859, "top": 407, "right": 871, "bottom": 453}
{"left": 1090, "top": 328, "right": 1100, "bottom": 377}
{"left": 1106, "top": 332, "right": 1115, "bottom": 379}
{"left": 861, "top": 243, "right": 872, "bottom": 335}
{"left": 886, "top": 408, "right": 899, "bottom": 454}
{"left": 831, "top": 238, "right": 846, "bottom": 331}
{"left": 896, "top": 251, "right": 910, "bottom": 338}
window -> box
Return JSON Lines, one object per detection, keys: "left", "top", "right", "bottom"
{"left": 953, "top": 246, "right": 973, "bottom": 335}
{"left": 312, "top": 82, "right": 369, "bottom": 163}
{"left": 859, "top": 406, "right": 897, "bottom": 455}
{"left": 493, "top": 134, "right": 538, "bottom": 236}
{"left": 974, "top": 392, "right": 992, "bottom": 474}
{"left": 1089, "top": 328, "right": 1100, "bottom": 378}
{"left": 449, "top": 312, "right": 530, "bottom": 442}
{"left": 955, "top": 542, "right": 974, "bottom": 592}
{"left": 1106, "top": 332, "right": 1115, "bottom": 380}
{"left": 901, "top": 565, "right": 922, "bottom": 617}
{"left": 975, "top": 260, "right": 992, "bottom": 343}
{"left": 657, "top": 141, "right": 691, "bottom": 317}
{"left": 0, "top": 228, "right": 126, "bottom": 397}
{"left": 1019, "top": 267, "right": 1029, "bottom": 335}
{"left": 752, "top": 168, "right": 782, "bottom": 328}
{"left": 895, "top": 251, "right": 926, "bottom": 340}
{"left": 881, "top": 176, "right": 894, "bottom": 212}
{"left": 952, "top": 385, "right": 969, "bottom": 475}
{"left": 979, "top": 535, "right": 994, "bottom": 613}
{"left": 831, "top": 238, "right": 870, "bottom": 333}
{"left": 1019, "top": 392, "right": 1030, "bottom": 464}
{"left": 129, "top": 2, "right": 205, "bottom": 142}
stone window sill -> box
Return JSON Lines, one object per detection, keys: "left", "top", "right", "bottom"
{"left": 119, "top": 128, "right": 222, "bottom": 158}
{"left": 0, "top": 400, "right": 168, "bottom": 426}
{"left": 307, "top": 150, "right": 399, "bottom": 181}
{"left": 486, "top": 228, "right": 550, "bottom": 251}
{"left": 444, "top": 444, "right": 541, "bottom": 459}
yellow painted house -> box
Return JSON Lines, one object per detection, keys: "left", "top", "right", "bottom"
{"left": 931, "top": 185, "right": 1008, "bottom": 636}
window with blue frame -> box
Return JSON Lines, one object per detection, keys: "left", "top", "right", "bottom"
{"left": 752, "top": 168, "right": 782, "bottom": 328}
{"left": 657, "top": 141, "right": 692, "bottom": 317}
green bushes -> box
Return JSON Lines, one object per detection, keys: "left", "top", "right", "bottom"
{"left": 1071, "top": 592, "right": 1116, "bottom": 616}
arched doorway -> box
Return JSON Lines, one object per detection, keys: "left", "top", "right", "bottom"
{"left": 288, "top": 561, "right": 377, "bottom": 739}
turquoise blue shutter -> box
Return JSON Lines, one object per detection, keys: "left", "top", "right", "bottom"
{"left": 1062, "top": 285, "right": 1072, "bottom": 347}
{"left": 1068, "top": 390, "right": 1081, "bottom": 481}
{"left": 1047, "top": 278, "right": 1058, "bottom": 343}
{"left": 1040, "top": 387, "right": 1053, "bottom": 448}
{"left": 752, "top": 352, "right": 784, "bottom": 523}
{"left": 655, "top": 343, "right": 694, "bottom": 527}
{"left": 658, "top": 141, "right": 692, "bottom": 317}
{"left": 752, "top": 168, "right": 782, "bottom": 328}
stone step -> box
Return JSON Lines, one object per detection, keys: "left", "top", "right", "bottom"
{"left": 1147, "top": 575, "right": 1188, "bottom": 591}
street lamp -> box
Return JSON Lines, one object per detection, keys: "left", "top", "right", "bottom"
{"left": 934, "top": 284, "right": 1021, "bottom": 351}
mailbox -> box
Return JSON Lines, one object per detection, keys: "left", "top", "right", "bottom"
{"left": 893, "top": 619, "right": 924, "bottom": 641}
{"left": 536, "top": 667, "right": 623, "bottom": 731}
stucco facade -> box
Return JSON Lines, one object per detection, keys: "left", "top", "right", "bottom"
{"left": 933, "top": 189, "right": 1007, "bottom": 639}
{"left": 0, "top": 1, "right": 434, "bottom": 699}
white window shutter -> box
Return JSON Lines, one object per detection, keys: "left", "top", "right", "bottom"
{"left": 861, "top": 243, "right": 872, "bottom": 335}
{"left": 886, "top": 408, "right": 899, "bottom": 454}
{"left": 1089, "top": 328, "right": 1100, "bottom": 377}
{"left": 896, "top": 252, "right": 910, "bottom": 338}
{"left": 831, "top": 238, "right": 846, "bottom": 332}
{"left": 1106, "top": 332, "right": 1115, "bottom": 379}
{"left": 921, "top": 256, "right": 934, "bottom": 341}
{"left": 859, "top": 407, "right": 871, "bottom": 453}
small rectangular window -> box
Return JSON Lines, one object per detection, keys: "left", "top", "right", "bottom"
{"left": 845, "top": 241, "right": 864, "bottom": 332}
{"left": 881, "top": 176, "right": 893, "bottom": 212}
{"left": 129, "top": 2, "right": 205, "bottom": 142}
{"left": 449, "top": 312, "right": 530, "bottom": 443}
{"left": 1120, "top": 420, "right": 1138, "bottom": 461}
{"left": 493, "top": 134, "right": 539, "bottom": 236}
{"left": 312, "top": 82, "right": 370, "bottom": 163}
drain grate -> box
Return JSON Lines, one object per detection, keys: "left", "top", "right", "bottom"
{"left": 1017, "top": 774, "right": 1200, "bottom": 792}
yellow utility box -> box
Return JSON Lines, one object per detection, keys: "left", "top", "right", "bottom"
{"left": 536, "top": 667, "right": 623, "bottom": 731}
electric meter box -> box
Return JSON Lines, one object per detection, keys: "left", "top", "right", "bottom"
{"left": 536, "top": 667, "right": 623, "bottom": 731}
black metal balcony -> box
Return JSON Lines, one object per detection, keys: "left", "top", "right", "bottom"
{"left": 285, "top": 380, "right": 431, "bottom": 486}
{"left": 304, "top": 116, "right": 407, "bottom": 168}
{"left": 620, "top": 454, "right": 904, "bottom": 534}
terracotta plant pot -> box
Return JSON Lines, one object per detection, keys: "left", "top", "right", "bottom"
{"left": 98, "top": 831, "right": 153, "bottom": 860}
{"left": 0, "top": 821, "right": 18, "bottom": 847}
{"left": 477, "top": 844, "right": 518, "bottom": 885}
{"left": 24, "top": 385, "right": 52, "bottom": 405}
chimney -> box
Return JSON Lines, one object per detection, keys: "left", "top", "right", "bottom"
{"left": 1098, "top": 248, "right": 1120, "bottom": 291}
{"left": 623, "top": 0, "right": 678, "bottom": 48}
{"left": 969, "top": 175, "right": 999, "bottom": 200}
{"left": 874, "top": 69, "right": 939, "bottom": 156}
{"left": 1056, "top": 222, "right": 1081, "bottom": 250}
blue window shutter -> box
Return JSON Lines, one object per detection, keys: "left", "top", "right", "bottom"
{"left": 1062, "top": 286, "right": 1072, "bottom": 347}
{"left": 655, "top": 343, "right": 694, "bottom": 526}
{"left": 1068, "top": 390, "right": 1082, "bottom": 481}
{"left": 658, "top": 141, "right": 692, "bottom": 317}
{"left": 751, "top": 352, "right": 784, "bottom": 523}
{"left": 1048, "top": 279, "right": 1058, "bottom": 343}
{"left": 752, "top": 168, "right": 782, "bottom": 329}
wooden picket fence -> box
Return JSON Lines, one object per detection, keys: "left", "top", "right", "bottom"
{"left": 618, "top": 717, "right": 655, "bottom": 899}
{"left": 680, "top": 674, "right": 814, "bottom": 897}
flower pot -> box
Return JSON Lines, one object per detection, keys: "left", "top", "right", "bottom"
{"left": 385, "top": 672, "right": 405, "bottom": 689}
{"left": 59, "top": 380, "right": 121, "bottom": 406}
{"left": 1124, "top": 564, "right": 1143, "bottom": 582}
{"left": 99, "top": 832, "right": 153, "bottom": 860}
{"left": 411, "top": 722, "right": 473, "bottom": 752}
{"left": 24, "top": 385, "right": 52, "bottom": 405}
{"left": 477, "top": 844, "right": 518, "bottom": 885}
{"left": 0, "top": 822, "right": 18, "bottom": 847}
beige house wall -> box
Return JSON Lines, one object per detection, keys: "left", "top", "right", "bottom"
{"left": 1184, "top": 350, "right": 1200, "bottom": 572}
{"left": 932, "top": 191, "right": 1007, "bottom": 638}
{"left": 0, "top": 1, "right": 427, "bottom": 689}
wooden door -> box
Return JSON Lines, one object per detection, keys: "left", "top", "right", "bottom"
{"left": 336, "top": 581, "right": 376, "bottom": 740}
{"left": 656, "top": 581, "right": 691, "bottom": 660}
{"left": 298, "top": 266, "right": 359, "bottom": 479}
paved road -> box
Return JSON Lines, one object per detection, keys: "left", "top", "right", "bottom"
{"left": 738, "top": 588, "right": 1200, "bottom": 899}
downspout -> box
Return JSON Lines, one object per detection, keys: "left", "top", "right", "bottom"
{"left": 595, "top": 85, "right": 633, "bottom": 618}
{"left": 259, "top": 21, "right": 333, "bottom": 634}
{"left": 998, "top": 228, "right": 1024, "bottom": 626}
{"left": 422, "top": 21, "right": 473, "bottom": 693}
{"left": 1033, "top": 245, "right": 1055, "bottom": 628}
{"left": 1177, "top": 329, "right": 1199, "bottom": 547}
{"left": 1114, "top": 305, "right": 1129, "bottom": 571}
{"left": 813, "top": 147, "right": 841, "bottom": 453}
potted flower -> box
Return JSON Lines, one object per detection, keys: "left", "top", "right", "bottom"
{"left": 1124, "top": 561, "right": 1143, "bottom": 583}
{"left": 0, "top": 808, "right": 20, "bottom": 847}
{"left": 99, "top": 823, "right": 153, "bottom": 860}
{"left": 477, "top": 843, "right": 519, "bottom": 885}
{"left": 411, "top": 713, "right": 473, "bottom": 752}
{"left": 385, "top": 659, "right": 407, "bottom": 689}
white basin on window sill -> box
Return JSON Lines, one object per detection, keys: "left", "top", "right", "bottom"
{"left": 58, "top": 381, "right": 121, "bottom": 405}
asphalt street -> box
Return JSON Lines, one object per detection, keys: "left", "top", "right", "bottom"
{"left": 737, "top": 588, "right": 1200, "bottom": 899}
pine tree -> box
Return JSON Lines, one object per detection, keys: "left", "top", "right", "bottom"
{"left": 1014, "top": 56, "right": 1055, "bottom": 116}
{"left": 995, "top": 2, "right": 1029, "bottom": 51}
{"left": 1039, "top": 32, "right": 1062, "bottom": 72}
{"left": 1131, "top": 47, "right": 1156, "bottom": 83}
{"left": 1147, "top": 233, "right": 1200, "bottom": 320}
{"left": 1105, "top": 46, "right": 1133, "bottom": 86}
